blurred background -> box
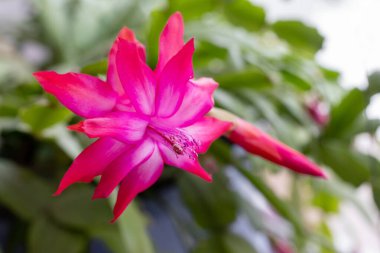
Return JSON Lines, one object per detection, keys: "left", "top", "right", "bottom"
{"left": 0, "top": 0, "right": 380, "bottom": 252}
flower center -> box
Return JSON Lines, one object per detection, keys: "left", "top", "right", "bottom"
{"left": 148, "top": 125, "right": 200, "bottom": 160}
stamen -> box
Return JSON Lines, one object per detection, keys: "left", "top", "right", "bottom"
{"left": 148, "top": 126, "right": 200, "bottom": 160}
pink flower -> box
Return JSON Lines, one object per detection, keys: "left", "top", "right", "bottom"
{"left": 209, "top": 108, "right": 326, "bottom": 177}
{"left": 33, "top": 12, "right": 232, "bottom": 221}
{"left": 273, "top": 239, "right": 294, "bottom": 253}
{"left": 228, "top": 117, "right": 326, "bottom": 178}
{"left": 306, "top": 98, "right": 329, "bottom": 127}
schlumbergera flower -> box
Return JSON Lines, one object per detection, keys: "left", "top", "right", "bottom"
{"left": 34, "top": 12, "right": 326, "bottom": 222}
{"left": 209, "top": 108, "right": 327, "bottom": 178}
{"left": 34, "top": 12, "right": 232, "bottom": 221}
{"left": 306, "top": 98, "right": 329, "bottom": 127}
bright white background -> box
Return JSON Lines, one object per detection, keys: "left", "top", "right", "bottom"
{"left": 255, "top": 0, "right": 380, "bottom": 119}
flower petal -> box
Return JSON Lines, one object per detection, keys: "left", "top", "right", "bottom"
{"left": 69, "top": 112, "right": 148, "bottom": 143}
{"left": 93, "top": 138, "right": 155, "bottom": 199}
{"left": 33, "top": 71, "right": 117, "bottom": 118}
{"left": 54, "top": 138, "right": 126, "bottom": 195}
{"left": 107, "top": 27, "right": 146, "bottom": 95}
{"left": 158, "top": 142, "right": 212, "bottom": 182}
{"left": 116, "top": 40, "right": 156, "bottom": 115}
{"left": 112, "top": 143, "right": 163, "bottom": 222}
{"left": 182, "top": 117, "right": 232, "bottom": 153}
{"left": 156, "top": 12, "right": 184, "bottom": 74}
{"left": 153, "top": 78, "right": 218, "bottom": 128}
{"left": 155, "top": 39, "right": 194, "bottom": 117}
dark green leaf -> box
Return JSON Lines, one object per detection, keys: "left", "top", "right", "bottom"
{"left": 91, "top": 201, "right": 155, "bottom": 253}
{"left": 178, "top": 172, "right": 238, "bottom": 230}
{"left": 316, "top": 142, "right": 370, "bottom": 186}
{"left": 28, "top": 217, "right": 86, "bottom": 253}
{"left": 370, "top": 163, "right": 380, "bottom": 211}
{"left": 20, "top": 104, "right": 72, "bottom": 133}
{"left": 281, "top": 69, "right": 312, "bottom": 90}
{"left": 193, "top": 41, "right": 228, "bottom": 68}
{"left": 216, "top": 68, "right": 272, "bottom": 90}
{"left": 169, "top": 0, "right": 221, "bottom": 21}
{"left": 224, "top": 0, "right": 266, "bottom": 31}
{"left": 50, "top": 184, "right": 113, "bottom": 230}
{"left": 110, "top": 201, "right": 155, "bottom": 253}
{"left": 192, "top": 233, "right": 257, "bottom": 253}
{"left": 323, "top": 89, "right": 367, "bottom": 138}
{"left": 51, "top": 184, "right": 154, "bottom": 252}
{"left": 0, "top": 105, "right": 18, "bottom": 117}
{"left": 80, "top": 59, "right": 107, "bottom": 75}
{"left": 210, "top": 141, "right": 305, "bottom": 235}
{"left": 272, "top": 20, "right": 324, "bottom": 54}
{"left": 367, "top": 71, "right": 380, "bottom": 97}
{"left": 0, "top": 159, "right": 51, "bottom": 220}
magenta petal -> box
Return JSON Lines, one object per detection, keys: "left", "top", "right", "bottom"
{"left": 33, "top": 71, "right": 117, "bottom": 118}
{"left": 158, "top": 143, "right": 212, "bottom": 182}
{"left": 76, "top": 112, "right": 148, "bottom": 143}
{"left": 116, "top": 40, "right": 156, "bottom": 115}
{"left": 153, "top": 78, "right": 218, "bottom": 128}
{"left": 112, "top": 143, "right": 163, "bottom": 222}
{"left": 107, "top": 27, "right": 146, "bottom": 95}
{"left": 182, "top": 117, "right": 232, "bottom": 153}
{"left": 156, "top": 12, "right": 184, "bottom": 74}
{"left": 93, "top": 138, "right": 155, "bottom": 199}
{"left": 155, "top": 39, "right": 194, "bottom": 117}
{"left": 54, "top": 138, "right": 126, "bottom": 195}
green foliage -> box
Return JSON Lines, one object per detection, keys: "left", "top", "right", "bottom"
{"left": 367, "top": 71, "right": 380, "bottom": 97}
{"left": 272, "top": 20, "right": 324, "bottom": 54}
{"left": 178, "top": 172, "right": 238, "bottom": 230}
{"left": 322, "top": 89, "right": 367, "bottom": 139}
{"left": 370, "top": 163, "right": 380, "bottom": 211}
{"left": 224, "top": 0, "right": 266, "bottom": 31}
{"left": 50, "top": 185, "right": 113, "bottom": 229}
{"left": 315, "top": 142, "right": 370, "bottom": 186}
{"left": 192, "top": 233, "right": 257, "bottom": 253}
{"left": 29, "top": 217, "right": 86, "bottom": 253}
{"left": 216, "top": 68, "right": 272, "bottom": 90}
{"left": 312, "top": 192, "right": 340, "bottom": 213}
{"left": 0, "top": 160, "right": 52, "bottom": 221}
{"left": 108, "top": 199, "right": 155, "bottom": 253}
{"left": 168, "top": 0, "right": 222, "bottom": 21}
{"left": 20, "top": 104, "right": 72, "bottom": 133}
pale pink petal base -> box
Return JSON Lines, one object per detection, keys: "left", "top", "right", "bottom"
{"left": 183, "top": 117, "right": 232, "bottom": 153}
{"left": 152, "top": 78, "right": 218, "bottom": 128}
